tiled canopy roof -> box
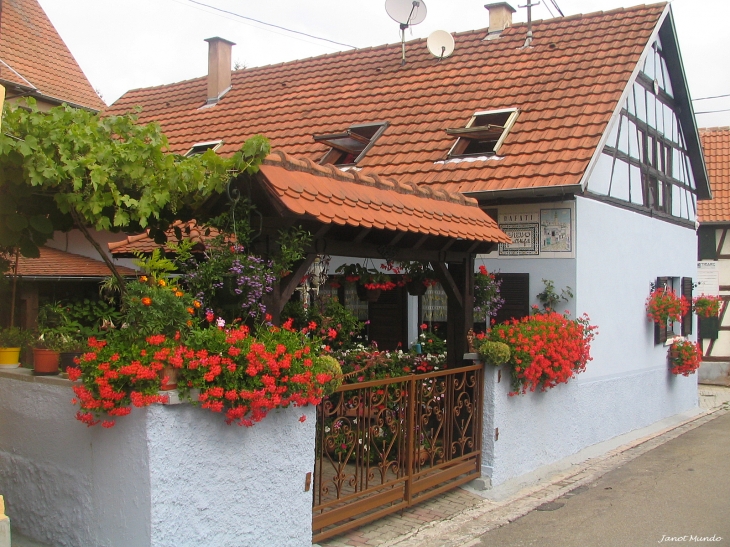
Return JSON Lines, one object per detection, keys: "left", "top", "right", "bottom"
{"left": 108, "top": 221, "right": 221, "bottom": 256}
{"left": 259, "top": 151, "right": 510, "bottom": 242}
{"left": 698, "top": 127, "right": 730, "bottom": 224}
{"left": 107, "top": 3, "right": 666, "bottom": 196}
{"left": 12, "top": 247, "right": 136, "bottom": 278}
{"left": 0, "top": 0, "right": 105, "bottom": 110}
{"left": 109, "top": 153, "right": 510, "bottom": 255}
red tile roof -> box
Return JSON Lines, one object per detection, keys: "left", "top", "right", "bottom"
{"left": 109, "top": 221, "right": 221, "bottom": 256}
{"left": 259, "top": 151, "right": 510, "bottom": 243}
{"left": 0, "top": 0, "right": 105, "bottom": 110}
{"left": 12, "top": 247, "right": 136, "bottom": 278}
{"left": 109, "top": 154, "right": 510, "bottom": 255}
{"left": 107, "top": 4, "right": 667, "bottom": 196}
{"left": 698, "top": 127, "right": 730, "bottom": 224}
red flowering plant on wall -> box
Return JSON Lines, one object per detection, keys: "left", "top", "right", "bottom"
{"left": 645, "top": 287, "right": 689, "bottom": 324}
{"left": 488, "top": 311, "right": 597, "bottom": 395}
{"left": 692, "top": 295, "right": 722, "bottom": 318}
{"left": 68, "top": 335, "right": 175, "bottom": 428}
{"left": 668, "top": 338, "right": 702, "bottom": 376}
{"left": 176, "top": 318, "right": 337, "bottom": 426}
{"left": 68, "top": 319, "right": 338, "bottom": 428}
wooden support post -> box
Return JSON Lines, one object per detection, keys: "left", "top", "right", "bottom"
{"left": 264, "top": 254, "right": 316, "bottom": 325}
{"left": 432, "top": 256, "right": 474, "bottom": 366}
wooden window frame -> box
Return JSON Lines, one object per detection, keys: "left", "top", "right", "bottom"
{"left": 446, "top": 108, "right": 519, "bottom": 158}
{"left": 316, "top": 122, "right": 389, "bottom": 166}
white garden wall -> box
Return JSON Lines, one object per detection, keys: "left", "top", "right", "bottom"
{"left": 0, "top": 369, "right": 315, "bottom": 547}
{"left": 478, "top": 196, "right": 699, "bottom": 487}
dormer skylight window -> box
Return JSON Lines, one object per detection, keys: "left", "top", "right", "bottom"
{"left": 446, "top": 108, "right": 519, "bottom": 157}
{"left": 315, "top": 122, "right": 388, "bottom": 166}
{"left": 185, "top": 140, "right": 223, "bottom": 157}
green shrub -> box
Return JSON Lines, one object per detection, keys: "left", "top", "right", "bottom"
{"left": 478, "top": 341, "right": 511, "bottom": 366}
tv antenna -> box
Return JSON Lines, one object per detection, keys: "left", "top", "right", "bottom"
{"left": 385, "top": 0, "right": 428, "bottom": 65}
{"left": 427, "top": 30, "right": 455, "bottom": 61}
{"left": 519, "top": 0, "right": 540, "bottom": 48}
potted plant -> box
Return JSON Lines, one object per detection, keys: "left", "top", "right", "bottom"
{"left": 57, "top": 335, "right": 87, "bottom": 372}
{"left": 335, "top": 263, "right": 395, "bottom": 302}
{"left": 668, "top": 338, "right": 702, "bottom": 376}
{"left": 693, "top": 294, "right": 722, "bottom": 340}
{"left": 0, "top": 327, "right": 33, "bottom": 368}
{"left": 645, "top": 287, "right": 689, "bottom": 325}
{"left": 478, "top": 340, "right": 511, "bottom": 366}
{"left": 33, "top": 330, "right": 64, "bottom": 375}
{"left": 386, "top": 261, "right": 437, "bottom": 296}
{"left": 474, "top": 266, "right": 505, "bottom": 322}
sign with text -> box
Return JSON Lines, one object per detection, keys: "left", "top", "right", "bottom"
{"left": 696, "top": 261, "right": 719, "bottom": 296}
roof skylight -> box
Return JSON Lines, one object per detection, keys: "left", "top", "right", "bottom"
{"left": 185, "top": 140, "right": 223, "bottom": 157}
{"left": 446, "top": 108, "right": 519, "bottom": 157}
{"left": 315, "top": 122, "right": 388, "bottom": 166}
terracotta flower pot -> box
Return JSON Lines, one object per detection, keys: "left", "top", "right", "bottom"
{"left": 160, "top": 364, "right": 179, "bottom": 391}
{"left": 33, "top": 348, "right": 60, "bottom": 375}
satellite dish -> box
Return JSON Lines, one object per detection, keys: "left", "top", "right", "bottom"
{"left": 385, "top": 0, "right": 427, "bottom": 27}
{"left": 385, "top": 0, "right": 428, "bottom": 66}
{"left": 427, "top": 30, "right": 455, "bottom": 60}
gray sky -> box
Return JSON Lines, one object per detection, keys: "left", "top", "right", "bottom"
{"left": 40, "top": 0, "right": 730, "bottom": 127}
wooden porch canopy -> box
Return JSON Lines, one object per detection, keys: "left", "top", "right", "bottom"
{"left": 109, "top": 150, "right": 510, "bottom": 363}
{"left": 249, "top": 151, "right": 511, "bottom": 363}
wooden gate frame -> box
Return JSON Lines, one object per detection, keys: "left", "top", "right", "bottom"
{"left": 312, "top": 363, "right": 484, "bottom": 542}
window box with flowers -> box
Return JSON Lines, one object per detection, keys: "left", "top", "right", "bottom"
{"left": 668, "top": 337, "right": 702, "bottom": 376}
{"left": 694, "top": 295, "right": 722, "bottom": 340}
{"left": 646, "top": 284, "right": 690, "bottom": 345}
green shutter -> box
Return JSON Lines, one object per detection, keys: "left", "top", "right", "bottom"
{"left": 698, "top": 226, "right": 717, "bottom": 260}
{"left": 654, "top": 276, "right": 668, "bottom": 345}
{"left": 681, "top": 277, "right": 693, "bottom": 336}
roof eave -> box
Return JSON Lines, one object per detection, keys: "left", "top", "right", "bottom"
{"left": 463, "top": 183, "right": 582, "bottom": 203}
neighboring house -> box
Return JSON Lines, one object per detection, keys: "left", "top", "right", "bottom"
{"left": 105, "top": 1, "right": 707, "bottom": 490}
{"left": 696, "top": 127, "right": 730, "bottom": 386}
{"left": 0, "top": 0, "right": 104, "bottom": 111}
{"left": 0, "top": 0, "right": 121, "bottom": 328}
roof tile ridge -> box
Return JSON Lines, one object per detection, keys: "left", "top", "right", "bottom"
{"left": 700, "top": 126, "right": 730, "bottom": 133}
{"left": 517, "top": 3, "right": 664, "bottom": 27}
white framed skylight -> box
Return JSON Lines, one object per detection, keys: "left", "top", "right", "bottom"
{"left": 184, "top": 140, "right": 223, "bottom": 157}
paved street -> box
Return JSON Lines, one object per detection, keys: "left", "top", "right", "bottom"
{"left": 475, "top": 411, "right": 730, "bottom": 547}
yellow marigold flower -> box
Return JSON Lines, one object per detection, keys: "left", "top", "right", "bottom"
{"left": 141, "top": 297, "right": 152, "bottom": 306}
{"left": 175, "top": 291, "right": 184, "bottom": 297}
{"left": 187, "top": 307, "right": 195, "bottom": 315}
{"left": 140, "top": 275, "right": 148, "bottom": 282}
{"left": 193, "top": 301, "right": 202, "bottom": 308}
{"left": 158, "top": 279, "right": 167, "bottom": 287}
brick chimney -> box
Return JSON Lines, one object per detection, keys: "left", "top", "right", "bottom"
{"left": 484, "top": 2, "right": 516, "bottom": 40}
{"left": 204, "top": 37, "right": 235, "bottom": 105}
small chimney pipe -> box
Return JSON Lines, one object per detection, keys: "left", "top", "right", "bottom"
{"left": 484, "top": 2, "right": 516, "bottom": 40}
{"left": 204, "top": 37, "right": 235, "bottom": 105}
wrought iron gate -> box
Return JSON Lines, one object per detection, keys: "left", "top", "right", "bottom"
{"left": 312, "top": 363, "right": 483, "bottom": 542}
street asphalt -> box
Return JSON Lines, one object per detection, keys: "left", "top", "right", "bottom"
{"left": 475, "top": 411, "right": 730, "bottom": 547}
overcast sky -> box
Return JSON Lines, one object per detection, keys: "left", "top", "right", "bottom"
{"left": 39, "top": 0, "right": 730, "bottom": 127}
